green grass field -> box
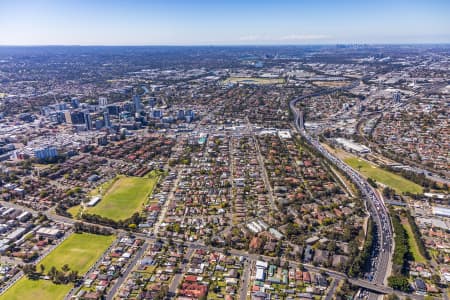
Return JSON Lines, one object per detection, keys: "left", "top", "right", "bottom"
{"left": 0, "top": 233, "right": 114, "bottom": 300}
{"left": 0, "top": 278, "right": 70, "bottom": 300}
{"left": 224, "top": 77, "right": 285, "bottom": 85}
{"left": 402, "top": 219, "right": 426, "bottom": 263}
{"left": 67, "top": 204, "right": 81, "bottom": 218}
{"left": 344, "top": 157, "right": 423, "bottom": 194}
{"left": 38, "top": 233, "right": 115, "bottom": 273}
{"left": 86, "top": 174, "right": 158, "bottom": 221}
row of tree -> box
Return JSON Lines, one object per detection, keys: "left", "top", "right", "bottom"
{"left": 73, "top": 222, "right": 113, "bottom": 235}
{"left": 348, "top": 219, "right": 375, "bottom": 278}
{"left": 391, "top": 212, "right": 410, "bottom": 274}
{"left": 22, "top": 263, "right": 79, "bottom": 285}
{"left": 388, "top": 210, "right": 411, "bottom": 292}
{"left": 384, "top": 166, "right": 447, "bottom": 191}
{"left": 81, "top": 212, "right": 142, "bottom": 230}
{"left": 404, "top": 211, "right": 430, "bottom": 260}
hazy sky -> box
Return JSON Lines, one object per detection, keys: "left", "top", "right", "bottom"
{"left": 1, "top": 0, "right": 449, "bottom": 45}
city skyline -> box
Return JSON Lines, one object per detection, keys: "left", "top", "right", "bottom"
{"left": 1, "top": 0, "right": 450, "bottom": 46}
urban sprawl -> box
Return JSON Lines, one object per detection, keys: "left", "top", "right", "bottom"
{"left": 0, "top": 45, "right": 448, "bottom": 300}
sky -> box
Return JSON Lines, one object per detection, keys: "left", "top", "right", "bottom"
{"left": 0, "top": 0, "right": 449, "bottom": 45}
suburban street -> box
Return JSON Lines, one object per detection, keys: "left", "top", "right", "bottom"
{"left": 106, "top": 242, "right": 149, "bottom": 300}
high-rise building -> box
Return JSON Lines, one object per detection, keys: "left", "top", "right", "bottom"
{"left": 64, "top": 111, "right": 73, "bottom": 124}
{"left": 177, "top": 110, "right": 185, "bottom": 120}
{"left": 151, "top": 110, "right": 162, "bottom": 119}
{"left": 34, "top": 147, "right": 58, "bottom": 160}
{"left": 84, "top": 112, "right": 93, "bottom": 130}
{"left": 97, "top": 136, "right": 108, "bottom": 146}
{"left": 133, "top": 95, "right": 142, "bottom": 112}
{"left": 98, "top": 97, "right": 108, "bottom": 107}
{"left": 393, "top": 91, "right": 401, "bottom": 103}
{"left": 49, "top": 112, "right": 65, "bottom": 124}
{"left": 58, "top": 102, "right": 68, "bottom": 111}
{"left": 185, "top": 109, "right": 195, "bottom": 121}
{"left": 122, "top": 102, "right": 134, "bottom": 113}
{"left": 95, "top": 119, "right": 104, "bottom": 130}
{"left": 71, "top": 98, "right": 80, "bottom": 109}
{"left": 103, "top": 111, "right": 111, "bottom": 128}
{"left": 71, "top": 111, "right": 86, "bottom": 124}
{"left": 107, "top": 105, "right": 120, "bottom": 115}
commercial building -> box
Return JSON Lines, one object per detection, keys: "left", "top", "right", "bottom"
{"left": 335, "top": 138, "right": 370, "bottom": 154}
{"left": 432, "top": 206, "right": 450, "bottom": 218}
{"left": 87, "top": 196, "right": 101, "bottom": 207}
{"left": 98, "top": 97, "right": 108, "bottom": 107}
{"left": 85, "top": 112, "right": 93, "bottom": 130}
{"left": 36, "top": 227, "right": 63, "bottom": 239}
{"left": 34, "top": 146, "right": 58, "bottom": 160}
{"left": 133, "top": 95, "right": 142, "bottom": 112}
{"left": 103, "top": 111, "right": 111, "bottom": 128}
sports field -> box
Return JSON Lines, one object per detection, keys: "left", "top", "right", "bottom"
{"left": 344, "top": 157, "right": 423, "bottom": 194}
{"left": 38, "top": 233, "right": 115, "bottom": 273}
{"left": 0, "top": 278, "right": 70, "bottom": 300}
{"left": 86, "top": 174, "right": 158, "bottom": 220}
{"left": 224, "top": 77, "right": 285, "bottom": 85}
{"left": 0, "top": 233, "right": 114, "bottom": 300}
{"left": 312, "top": 81, "right": 350, "bottom": 88}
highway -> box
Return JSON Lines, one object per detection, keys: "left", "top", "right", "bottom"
{"left": 289, "top": 82, "right": 394, "bottom": 299}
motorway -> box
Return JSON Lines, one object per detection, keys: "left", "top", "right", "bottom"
{"left": 289, "top": 82, "right": 394, "bottom": 299}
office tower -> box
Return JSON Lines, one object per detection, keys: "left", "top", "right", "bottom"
{"left": 95, "top": 119, "right": 104, "bottom": 130}
{"left": 393, "top": 91, "right": 401, "bottom": 103}
{"left": 133, "top": 95, "right": 142, "bottom": 112}
{"left": 185, "top": 109, "right": 195, "bottom": 120}
{"left": 34, "top": 147, "right": 58, "bottom": 160}
{"left": 84, "top": 112, "right": 93, "bottom": 130}
{"left": 98, "top": 97, "right": 108, "bottom": 107}
{"left": 71, "top": 98, "right": 80, "bottom": 109}
{"left": 152, "top": 110, "right": 162, "bottom": 119}
{"left": 107, "top": 105, "right": 120, "bottom": 115}
{"left": 70, "top": 111, "right": 86, "bottom": 124}
{"left": 64, "top": 111, "right": 73, "bottom": 124}
{"left": 58, "top": 102, "right": 68, "bottom": 111}
{"left": 103, "top": 111, "right": 111, "bottom": 128}
{"left": 177, "top": 110, "right": 185, "bottom": 120}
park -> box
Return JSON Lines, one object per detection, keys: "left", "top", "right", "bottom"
{"left": 0, "top": 233, "right": 115, "bottom": 300}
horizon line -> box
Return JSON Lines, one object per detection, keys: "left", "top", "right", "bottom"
{"left": 1, "top": 42, "right": 450, "bottom": 47}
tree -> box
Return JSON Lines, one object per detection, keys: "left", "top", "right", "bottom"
{"left": 327, "top": 240, "right": 337, "bottom": 253}
{"left": 155, "top": 285, "right": 169, "bottom": 300}
{"left": 62, "top": 264, "right": 70, "bottom": 273}
{"left": 367, "top": 177, "right": 378, "bottom": 188}
{"left": 48, "top": 266, "right": 58, "bottom": 281}
{"left": 387, "top": 275, "right": 410, "bottom": 292}
{"left": 431, "top": 274, "right": 441, "bottom": 285}
{"left": 68, "top": 270, "right": 79, "bottom": 283}
{"left": 23, "top": 264, "right": 37, "bottom": 277}
{"left": 55, "top": 270, "right": 66, "bottom": 284}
